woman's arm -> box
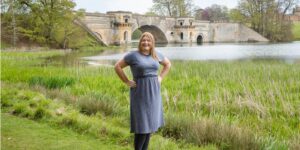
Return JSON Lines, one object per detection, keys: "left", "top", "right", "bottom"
{"left": 114, "top": 59, "right": 136, "bottom": 87}
{"left": 158, "top": 57, "right": 171, "bottom": 83}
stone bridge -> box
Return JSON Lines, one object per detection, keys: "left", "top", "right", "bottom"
{"left": 78, "top": 11, "right": 269, "bottom": 46}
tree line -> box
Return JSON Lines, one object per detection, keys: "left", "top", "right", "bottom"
{"left": 148, "top": 0, "right": 299, "bottom": 41}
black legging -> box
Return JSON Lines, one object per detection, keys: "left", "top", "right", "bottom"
{"left": 134, "top": 133, "right": 151, "bottom": 150}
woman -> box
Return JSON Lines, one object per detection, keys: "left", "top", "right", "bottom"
{"left": 114, "top": 32, "right": 171, "bottom": 150}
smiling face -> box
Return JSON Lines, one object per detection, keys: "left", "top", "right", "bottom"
{"left": 138, "top": 32, "right": 155, "bottom": 53}
{"left": 138, "top": 32, "right": 158, "bottom": 59}
{"left": 140, "top": 36, "right": 152, "bottom": 52}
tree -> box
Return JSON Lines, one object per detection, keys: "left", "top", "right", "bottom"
{"left": 144, "top": 11, "right": 159, "bottom": 16}
{"left": 1, "top": 0, "right": 92, "bottom": 49}
{"left": 151, "top": 0, "right": 195, "bottom": 17}
{"left": 152, "top": 0, "right": 173, "bottom": 16}
{"left": 53, "top": 9, "right": 85, "bottom": 49}
{"left": 232, "top": 0, "right": 298, "bottom": 41}
{"left": 277, "top": 0, "right": 298, "bottom": 19}
{"left": 194, "top": 4, "right": 229, "bottom": 22}
{"left": 18, "top": 0, "right": 79, "bottom": 46}
{"left": 1, "top": 0, "right": 22, "bottom": 47}
{"left": 194, "top": 8, "right": 204, "bottom": 20}
{"left": 229, "top": 8, "right": 246, "bottom": 23}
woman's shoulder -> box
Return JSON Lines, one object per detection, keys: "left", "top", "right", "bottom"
{"left": 124, "top": 50, "right": 138, "bottom": 64}
{"left": 126, "top": 50, "right": 139, "bottom": 55}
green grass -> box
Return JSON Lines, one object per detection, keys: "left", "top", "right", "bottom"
{"left": 1, "top": 50, "right": 300, "bottom": 149}
{"left": 29, "top": 76, "right": 75, "bottom": 89}
{"left": 1, "top": 82, "right": 207, "bottom": 150}
{"left": 1, "top": 113, "right": 127, "bottom": 150}
{"left": 292, "top": 22, "right": 300, "bottom": 40}
{"left": 1, "top": 40, "right": 11, "bottom": 49}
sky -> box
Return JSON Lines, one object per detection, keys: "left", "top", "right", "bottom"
{"left": 73, "top": 0, "right": 239, "bottom": 14}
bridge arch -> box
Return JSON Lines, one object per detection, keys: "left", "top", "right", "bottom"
{"left": 132, "top": 25, "right": 168, "bottom": 44}
{"left": 197, "top": 34, "right": 204, "bottom": 44}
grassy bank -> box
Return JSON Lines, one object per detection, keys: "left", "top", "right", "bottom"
{"left": 292, "top": 22, "right": 300, "bottom": 40}
{"left": 1, "top": 51, "right": 212, "bottom": 149}
{"left": 1, "top": 113, "right": 127, "bottom": 150}
{"left": 1, "top": 50, "right": 300, "bottom": 149}
{"left": 0, "top": 41, "right": 119, "bottom": 53}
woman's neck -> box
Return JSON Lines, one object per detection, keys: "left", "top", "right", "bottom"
{"left": 140, "top": 50, "right": 150, "bottom": 56}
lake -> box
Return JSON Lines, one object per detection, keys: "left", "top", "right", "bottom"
{"left": 82, "top": 41, "right": 300, "bottom": 66}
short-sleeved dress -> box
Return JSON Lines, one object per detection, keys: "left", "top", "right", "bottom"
{"left": 124, "top": 50, "right": 165, "bottom": 134}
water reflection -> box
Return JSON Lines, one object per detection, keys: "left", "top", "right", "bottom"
{"left": 42, "top": 42, "right": 300, "bottom": 67}
{"left": 83, "top": 41, "right": 300, "bottom": 65}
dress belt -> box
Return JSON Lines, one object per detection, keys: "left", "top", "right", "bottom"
{"left": 134, "top": 74, "right": 158, "bottom": 80}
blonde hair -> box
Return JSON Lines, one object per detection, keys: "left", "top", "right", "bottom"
{"left": 138, "top": 32, "right": 158, "bottom": 60}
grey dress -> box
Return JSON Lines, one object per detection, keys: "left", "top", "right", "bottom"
{"left": 124, "top": 50, "right": 165, "bottom": 134}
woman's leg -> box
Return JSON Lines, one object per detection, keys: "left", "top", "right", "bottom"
{"left": 134, "top": 133, "right": 151, "bottom": 150}
{"left": 142, "top": 133, "right": 151, "bottom": 150}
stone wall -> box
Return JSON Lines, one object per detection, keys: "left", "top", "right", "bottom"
{"left": 209, "top": 23, "right": 269, "bottom": 42}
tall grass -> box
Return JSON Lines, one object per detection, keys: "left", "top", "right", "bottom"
{"left": 161, "top": 113, "right": 260, "bottom": 150}
{"left": 292, "top": 22, "right": 300, "bottom": 40}
{"left": 29, "top": 76, "right": 75, "bottom": 89}
{"left": 2, "top": 51, "right": 300, "bottom": 149}
{"left": 1, "top": 83, "right": 203, "bottom": 149}
{"left": 77, "top": 92, "right": 122, "bottom": 116}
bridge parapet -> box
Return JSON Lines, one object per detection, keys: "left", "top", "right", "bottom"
{"left": 113, "top": 22, "right": 132, "bottom": 27}
{"left": 174, "top": 25, "right": 196, "bottom": 29}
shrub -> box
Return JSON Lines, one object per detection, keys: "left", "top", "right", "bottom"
{"left": 12, "top": 103, "right": 28, "bottom": 115}
{"left": 161, "top": 113, "right": 261, "bottom": 150}
{"left": 60, "top": 110, "right": 80, "bottom": 127}
{"left": 59, "top": 110, "right": 93, "bottom": 134}
{"left": 187, "top": 119, "right": 260, "bottom": 150}
{"left": 161, "top": 113, "right": 190, "bottom": 139}
{"left": 1, "top": 88, "right": 18, "bottom": 107}
{"left": 33, "top": 106, "right": 50, "bottom": 120}
{"left": 77, "top": 93, "right": 120, "bottom": 116}
{"left": 1, "top": 98, "right": 14, "bottom": 107}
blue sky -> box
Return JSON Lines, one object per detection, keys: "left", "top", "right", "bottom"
{"left": 73, "top": 0, "right": 239, "bottom": 14}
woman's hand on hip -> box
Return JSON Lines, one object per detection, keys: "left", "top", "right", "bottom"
{"left": 158, "top": 76, "right": 162, "bottom": 84}
{"left": 126, "top": 80, "right": 136, "bottom": 88}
